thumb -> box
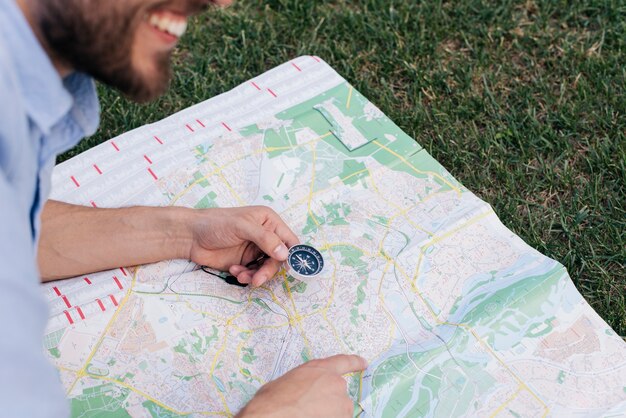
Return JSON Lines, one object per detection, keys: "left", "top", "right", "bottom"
{"left": 313, "top": 354, "right": 368, "bottom": 375}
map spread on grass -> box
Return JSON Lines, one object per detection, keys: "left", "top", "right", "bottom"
{"left": 43, "top": 56, "right": 626, "bottom": 417}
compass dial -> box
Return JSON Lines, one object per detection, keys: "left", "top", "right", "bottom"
{"left": 287, "top": 245, "right": 324, "bottom": 279}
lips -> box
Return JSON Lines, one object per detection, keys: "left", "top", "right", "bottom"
{"left": 147, "top": 11, "right": 188, "bottom": 38}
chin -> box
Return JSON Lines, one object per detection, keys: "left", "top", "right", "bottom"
{"left": 125, "top": 58, "right": 172, "bottom": 102}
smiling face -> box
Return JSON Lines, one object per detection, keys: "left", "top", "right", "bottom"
{"left": 36, "top": 0, "right": 232, "bottom": 102}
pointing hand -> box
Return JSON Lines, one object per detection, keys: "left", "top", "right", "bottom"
{"left": 236, "top": 354, "right": 368, "bottom": 418}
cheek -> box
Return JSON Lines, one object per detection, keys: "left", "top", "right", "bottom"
{"left": 131, "top": 21, "right": 177, "bottom": 77}
{"left": 130, "top": 23, "right": 161, "bottom": 75}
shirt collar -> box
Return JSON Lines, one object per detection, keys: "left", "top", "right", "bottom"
{"left": 1, "top": 1, "right": 99, "bottom": 137}
{"left": 64, "top": 73, "right": 100, "bottom": 138}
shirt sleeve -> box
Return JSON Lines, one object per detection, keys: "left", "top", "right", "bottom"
{"left": 0, "top": 169, "right": 70, "bottom": 417}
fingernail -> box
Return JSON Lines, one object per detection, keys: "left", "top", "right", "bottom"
{"left": 273, "top": 244, "right": 288, "bottom": 260}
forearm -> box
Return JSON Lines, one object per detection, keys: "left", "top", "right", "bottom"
{"left": 38, "top": 200, "right": 195, "bottom": 281}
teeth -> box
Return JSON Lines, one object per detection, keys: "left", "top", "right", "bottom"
{"left": 148, "top": 13, "right": 187, "bottom": 38}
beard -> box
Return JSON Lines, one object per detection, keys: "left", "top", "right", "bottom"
{"left": 38, "top": 0, "right": 207, "bottom": 103}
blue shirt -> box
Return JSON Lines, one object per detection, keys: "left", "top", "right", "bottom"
{"left": 0, "top": 1, "right": 99, "bottom": 416}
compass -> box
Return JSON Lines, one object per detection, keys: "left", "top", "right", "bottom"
{"left": 287, "top": 244, "right": 324, "bottom": 280}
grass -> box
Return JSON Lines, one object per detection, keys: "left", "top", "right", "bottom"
{"left": 60, "top": 0, "right": 625, "bottom": 337}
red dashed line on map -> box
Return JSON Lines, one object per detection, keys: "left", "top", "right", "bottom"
{"left": 196, "top": 119, "right": 206, "bottom": 128}
{"left": 71, "top": 176, "right": 80, "bottom": 188}
{"left": 120, "top": 267, "right": 128, "bottom": 276}
{"left": 154, "top": 136, "right": 164, "bottom": 145}
{"left": 221, "top": 122, "right": 232, "bottom": 132}
{"left": 113, "top": 276, "right": 123, "bottom": 290}
{"left": 90, "top": 200, "right": 98, "bottom": 208}
{"left": 291, "top": 62, "right": 302, "bottom": 72}
{"left": 111, "top": 141, "right": 120, "bottom": 151}
{"left": 96, "top": 298, "right": 106, "bottom": 311}
{"left": 312, "top": 56, "right": 321, "bottom": 63}
{"left": 267, "top": 88, "right": 278, "bottom": 98}
{"left": 76, "top": 306, "right": 85, "bottom": 320}
{"left": 62, "top": 295, "right": 71, "bottom": 308}
{"left": 251, "top": 81, "right": 261, "bottom": 91}
{"left": 64, "top": 310, "right": 74, "bottom": 325}
{"left": 93, "top": 164, "right": 102, "bottom": 175}
{"left": 144, "top": 154, "right": 153, "bottom": 164}
{"left": 109, "top": 294, "right": 119, "bottom": 306}
{"left": 148, "top": 167, "right": 158, "bottom": 180}
{"left": 53, "top": 286, "right": 61, "bottom": 296}
{"left": 84, "top": 277, "right": 92, "bottom": 285}
{"left": 186, "top": 124, "right": 194, "bottom": 132}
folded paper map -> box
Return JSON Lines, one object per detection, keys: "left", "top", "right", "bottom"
{"left": 43, "top": 56, "right": 626, "bottom": 417}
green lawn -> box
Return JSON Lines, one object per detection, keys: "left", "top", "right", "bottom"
{"left": 60, "top": 0, "right": 625, "bottom": 337}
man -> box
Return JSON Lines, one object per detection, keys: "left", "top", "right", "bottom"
{"left": 0, "top": 0, "right": 367, "bottom": 416}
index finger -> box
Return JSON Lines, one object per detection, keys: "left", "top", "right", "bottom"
{"left": 312, "top": 354, "right": 368, "bottom": 375}
{"left": 272, "top": 217, "right": 300, "bottom": 249}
